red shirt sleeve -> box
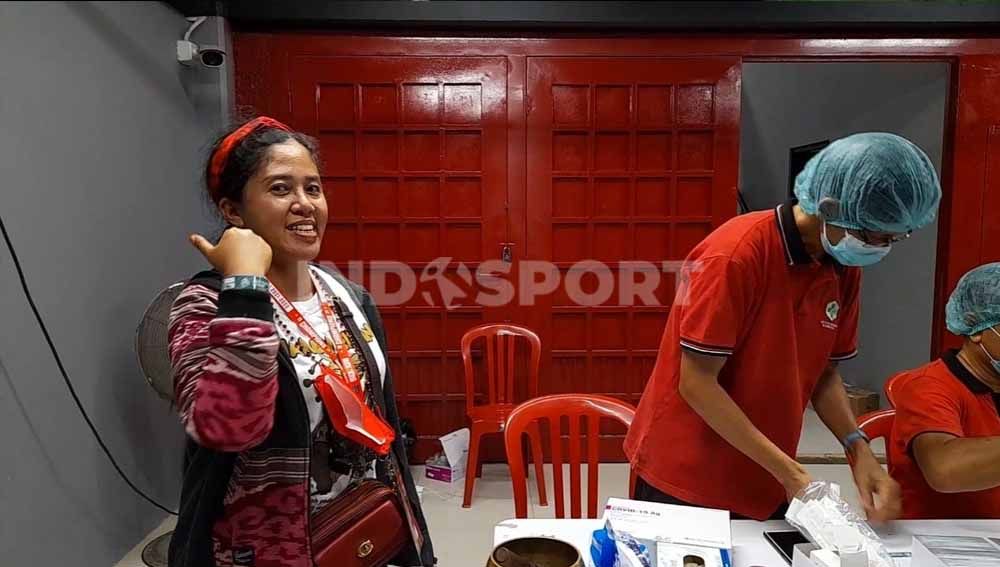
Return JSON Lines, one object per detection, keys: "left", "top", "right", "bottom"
{"left": 831, "top": 267, "right": 861, "bottom": 361}
{"left": 893, "top": 374, "right": 965, "bottom": 452}
{"left": 677, "top": 255, "right": 759, "bottom": 356}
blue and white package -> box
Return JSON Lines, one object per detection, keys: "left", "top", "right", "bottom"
{"left": 591, "top": 524, "right": 618, "bottom": 567}
{"left": 602, "top": 498, "right": 732, "bottom": 566}
{"left": 608, "top": 521, "right": 653, "bottom": 567}
{"left": 616, "top": 533, "right": 652, "bottom": 567}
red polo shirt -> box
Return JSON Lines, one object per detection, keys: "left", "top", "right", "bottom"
{"left": 624, "top": 201, "right": 861, "bottom": 520}
{"left": 888, "top": 351, "right": 1000, "bottom": 519}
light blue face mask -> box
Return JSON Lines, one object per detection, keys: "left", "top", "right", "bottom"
{"left": 979, "top": 327, "right": 1000, "bottom": 375}
{"left": 821, "top": 223, "right": 892, "bottom": 267}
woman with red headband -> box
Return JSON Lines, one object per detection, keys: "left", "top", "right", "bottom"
{"left": 167, "top": 118, "right": 435, "bottom": 567}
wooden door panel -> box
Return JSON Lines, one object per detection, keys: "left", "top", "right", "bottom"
{"left": 526, "top": 57, "right": 741, "bottom": 460}
{"left": 288, "top": 56, "right": 509, "bottom": 460}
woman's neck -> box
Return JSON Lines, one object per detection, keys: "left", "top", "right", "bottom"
{"left": 957, "top": 342, "right": 1000, "bottom": 393}
{"left": 267, "top": 259, "right": 315, "bottom": 301}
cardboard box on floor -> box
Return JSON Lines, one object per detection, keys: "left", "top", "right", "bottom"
{"left": 424, "top": 427, "right": 469, "bottom": 483}
{"left": 602, "top": 498, "right": 732, "bottom": 567}
{"left": 844, "top": 383, "right": 880, "bottom": 419}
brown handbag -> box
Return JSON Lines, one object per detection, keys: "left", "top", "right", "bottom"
{"left": 310, "top": 293, "right": 425, "bottom": 567}
{"left": 312, "top": 479, "right": 408, "bottom": 567}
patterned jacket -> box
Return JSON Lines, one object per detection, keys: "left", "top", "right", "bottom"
{"left": 166, "top": 266, "right": 434, "bottom": 567}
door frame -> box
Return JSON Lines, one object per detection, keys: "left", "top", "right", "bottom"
{"left": 234, "top": 33, "right": 1000, "bottom": 360}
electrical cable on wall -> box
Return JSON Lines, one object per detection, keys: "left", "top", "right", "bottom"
{"left": 737, "top": 189, "right": 751, "bottom": 214}
{"left": 0, "top": 213, "right": 178, "bottom": 516}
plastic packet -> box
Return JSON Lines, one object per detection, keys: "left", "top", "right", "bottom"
{"left": 606, "top": 521, "right": 653, "bottom": 567}
{"left": 785, "top": 481, "right": 893, "bottom": 567}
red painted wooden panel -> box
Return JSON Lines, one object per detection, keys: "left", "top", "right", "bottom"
{"left": 234, "top": 33, "right": 1000, "bottom": 461}
{"left": 524, "top": 57, "right": 741, "bottom": 460}
{"left": 933, "top": 55, "right": 1000, "bottom": 353}
{"left": 280, "top": 56, "right": 509, "bottom": 461}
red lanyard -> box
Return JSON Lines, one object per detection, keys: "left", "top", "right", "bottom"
{"left": 269, "top": 271, "right": 362, "bottom": 396}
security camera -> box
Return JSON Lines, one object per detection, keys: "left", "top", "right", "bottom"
{"left": 177, "top": 40, "right": 226, "bottom": 68}
{"left": 198, "top": 47, "right": 226, "bottom": 68}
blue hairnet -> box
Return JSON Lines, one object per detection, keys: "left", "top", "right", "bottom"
{"left": 946, "top": 263, "right": 1000, "bottom": 336}
{"left": 794, "top": 133, "right": 941, "bottom": 233}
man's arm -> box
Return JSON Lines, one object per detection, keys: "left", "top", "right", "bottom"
{"left": 913, "top": 433, "right": 1000, "bottom": 493}
{"left": 811, "top": 363, "right": 901, "bottom": 521}
{"left": 679, "top": 350, "right": 812, "bottom": 500}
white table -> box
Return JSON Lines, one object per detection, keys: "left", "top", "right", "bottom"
{"left": 494, "top": 518, "right": 1000, "bottom": 567}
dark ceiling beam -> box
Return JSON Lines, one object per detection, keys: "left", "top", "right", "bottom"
{"left": 163, "top": 1, "right": 1000, "bottom": 31}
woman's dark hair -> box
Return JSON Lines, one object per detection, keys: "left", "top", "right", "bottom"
{"left": 204, "top": 120, "right": 320, "bottom": 206}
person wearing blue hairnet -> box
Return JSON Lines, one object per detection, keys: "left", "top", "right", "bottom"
{"left": 794, "top": 132, "right": 941, "bottom": 265}
{"left": 628, "top": 132, "right": 940, "bottom": 522}
{"left": 886, "top": 263, "right": 1000, "bottom": 519}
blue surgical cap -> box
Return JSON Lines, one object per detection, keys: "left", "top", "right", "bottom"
{"left": 946, "top": 263, "right": 1000, "bottom": 336}
{"left": 794, "top": 133, "right": 941, "bottom": 234}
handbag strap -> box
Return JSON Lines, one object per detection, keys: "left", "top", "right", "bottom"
{"left": 327, "top": 296, "right": 426, "bottom": 564}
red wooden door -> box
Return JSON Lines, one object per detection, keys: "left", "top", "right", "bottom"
{"left": 525, "top": 57, "right": 741, "bottom": 459}
{"left": 935, "top": 55, "right": 1000, "bottom": 351}
{"left": 288, "top": 56, "right": 509, "bottom": 460}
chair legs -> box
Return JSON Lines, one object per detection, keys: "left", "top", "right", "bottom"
{"left": 526, "top": 422, "right": 547, "bottom": 507}
{"left": 462, "top": 423, "right": 484, "bottom": 508}
{"left": 463, "top": 420, "right": 548, "bottom": 509}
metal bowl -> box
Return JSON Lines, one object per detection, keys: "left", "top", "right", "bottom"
{"left": 486, "top": 537, "right": 584, "bottom": 567}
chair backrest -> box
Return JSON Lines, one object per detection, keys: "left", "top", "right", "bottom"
{"left": 855, "top": 409, "right": 896, "bottom": 468}
{"left": 858, "top": 409, "right": 895, "bottom": 441}
{"left": 884, "top": 373, "right": 905, "bottom": 408}
{"left": 461, "top": 324, "right": 541, "bottom": 412}
{"left": 504, "top": 394, "right": 635, "bottom": 519}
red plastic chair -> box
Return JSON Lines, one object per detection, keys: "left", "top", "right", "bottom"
{"left": 851, "top": 409, "right": 896, "bottom": 468}
{"left": 884, "top": 373, "right": 904, "bottom": 408}
{"left": 504, "top": 394, "right": 636, "bottom": 519}
{"left": 461, "top": 324, "right": 546, "bottom": 508}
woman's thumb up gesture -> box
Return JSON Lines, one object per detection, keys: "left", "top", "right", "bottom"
{"left": 190, "top": 227, "right": 272, "bottom": 277}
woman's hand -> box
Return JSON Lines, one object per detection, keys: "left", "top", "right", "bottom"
{"left": 190, "top": 228, "right": 272, "bottom": 277}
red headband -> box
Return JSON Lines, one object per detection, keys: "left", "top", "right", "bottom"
{"left": 208, "top": 116, "right": 292, "bottom": 203}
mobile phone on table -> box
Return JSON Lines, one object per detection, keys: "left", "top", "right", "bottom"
{"left": 763, "top": 530, "right": 810, "bottom": 565}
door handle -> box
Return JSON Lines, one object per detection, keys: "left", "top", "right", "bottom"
{"left": 476, "top": 244, "right": 513, "bottom": 278}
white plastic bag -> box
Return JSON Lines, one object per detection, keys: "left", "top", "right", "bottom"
{"left": 785, "top": 481, "right": 894, "bottom": 567}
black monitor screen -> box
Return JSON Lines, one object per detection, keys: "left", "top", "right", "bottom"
{"left": 788, "top": 140, "right": 831, "bottom": 199}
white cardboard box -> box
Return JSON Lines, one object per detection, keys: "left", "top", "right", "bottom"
{"left": 424, "top": 427, "right": 469, "bottom": 483}
{"left": 792, "top": 543, "right": 823, "bottom": 567}
{"left": 603, "top": 498, "right": 732, "bottom": 549}
{"left": 603, "top": 498, "right": 732, "bottom": 567}
{"left": 911, "top": 535, "right": 1000, "bottom": 567}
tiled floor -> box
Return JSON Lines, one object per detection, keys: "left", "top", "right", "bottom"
{"left": 115, "top": 461, "right": 864, "bottom": 567}
{"left": 116, "top": 409, "right": 878, "bottom": 566}
{"left": 798, "top": 407, "right": 886, "bottom": 462}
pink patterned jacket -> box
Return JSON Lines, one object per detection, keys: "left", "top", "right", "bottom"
{"left": 166, "top": 269, "right": 433, "bottom": 567}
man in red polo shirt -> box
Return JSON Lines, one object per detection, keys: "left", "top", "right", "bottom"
{"left": 888, "top": 263, "right": 1000, "bottom": 519}
{"left": 626, "top": 133, "right": 942, "bottom": 521}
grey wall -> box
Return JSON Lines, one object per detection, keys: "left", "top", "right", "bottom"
{"left": 740, "top": 62, "right": 949, "bottom": 401}
{"left": 0, "top": 2, "right": 228, "bottom": 564}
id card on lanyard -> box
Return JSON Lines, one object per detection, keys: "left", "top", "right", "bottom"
{"left": 270, "top": 270, "right": 395, "bottom": 455}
